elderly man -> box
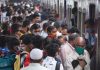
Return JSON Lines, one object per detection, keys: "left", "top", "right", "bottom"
{"left": 58, "top": 33, "right": 80, "bottom": 70}
{"left": 21, "top": 48, "right": 48, "bottom": 70}
{"left": 66, "top": 37, "right": 90, "bottom": 70}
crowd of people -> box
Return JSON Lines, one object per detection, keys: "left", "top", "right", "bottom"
{"left": 0, "top": 1, "right": 97, "bottom": 70}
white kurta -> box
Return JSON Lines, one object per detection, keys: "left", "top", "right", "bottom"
{"left": 65, "top": 49, "right": 90, "bottom": 70}
{"left": 42, "top": 56, "right": 64, "bottom": 70}
{"left": 21, "top": 63, "right": 48, "bottom": 70}
{"left": 60, "top": 42, "right": 90, "bottom": 70}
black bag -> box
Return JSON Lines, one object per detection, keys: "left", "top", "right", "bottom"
{"left": 72, "top": 60, "right": 79, "bottom": 68}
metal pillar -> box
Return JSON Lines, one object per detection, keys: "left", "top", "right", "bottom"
{"left": 64, "top": 0, "right": 66, "bottom": 18}
{"left": 96, "top": 18, "right": 100, "bottom": 70}
{"left": 57, "top": 0, "right": 59, "bottom": 15}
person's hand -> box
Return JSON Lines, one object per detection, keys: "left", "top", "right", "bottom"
{"left": 78, "top": 59, "right": 87, "bottom": 68}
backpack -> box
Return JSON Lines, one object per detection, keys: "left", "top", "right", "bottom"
{"left": 20, "top": 52, "right": 27, "bottom": 68}
{"left": 20, "top": 52, "right": 30, "bottom": 68}
{"left": 0, "top": 54, "right": 16, "bottom": 70}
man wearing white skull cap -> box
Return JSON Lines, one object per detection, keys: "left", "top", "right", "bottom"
{"left": 21, "top": 48, "right": 48, "bottom": 70}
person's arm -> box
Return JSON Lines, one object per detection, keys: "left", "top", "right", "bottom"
{"left": 84, "top": 50, "right": 91, "bottom": 70}
{"left": 65, "top": 57, "right": 85, "bottom": 70}
{"left": 65, "top": 57, "right": 76, "bottom": 70}
{"left": 75, "top": 59, "right": 87, "bottom": 70}
{"left": 60, "top": 44, "right": 70, "bottom": 65}
{"left": 60, "top": 46, "right": 67, "bottom": 64}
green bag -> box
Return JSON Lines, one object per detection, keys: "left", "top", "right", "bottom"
{"left": 0, "top": 54, "right": 16, "bottom": 70}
